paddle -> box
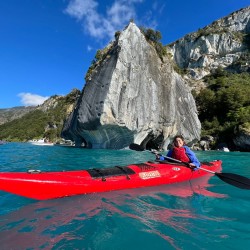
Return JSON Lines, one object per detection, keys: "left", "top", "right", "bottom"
{"left": 129, "top": 143, "right": 250, "bottom": 190}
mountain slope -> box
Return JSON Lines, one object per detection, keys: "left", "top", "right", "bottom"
{"left": 0, "top": 106, "right": 36, "bottom": 125}
{"left": 0, "top": 89, "right": 80, "bottom": 142}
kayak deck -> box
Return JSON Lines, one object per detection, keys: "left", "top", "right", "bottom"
{"left": 0, "top": 160, "right": 222, "bottom": 200}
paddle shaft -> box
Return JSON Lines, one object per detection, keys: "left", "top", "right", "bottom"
{"left": 162, "top": 155, "right": 216, "bottom": 174}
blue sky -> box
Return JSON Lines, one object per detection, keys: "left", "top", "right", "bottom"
{"left": 1, "top": 0, "right": 249, "bottom": 108}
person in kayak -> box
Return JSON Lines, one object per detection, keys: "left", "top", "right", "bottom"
{"left": 157, "top": 135, "right": 201, "bottom": 170}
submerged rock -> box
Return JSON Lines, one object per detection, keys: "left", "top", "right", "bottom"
{"left": 62, "top": 23, "right": 201, "bottom": 149}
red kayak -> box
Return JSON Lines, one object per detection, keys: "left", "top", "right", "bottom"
{"left": 0, "top": 160, "right": 222, "bottom": 200}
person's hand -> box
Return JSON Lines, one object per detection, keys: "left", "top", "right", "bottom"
{"left": 155, "top": 154, "right": 160, "bottom": 160}
{"left": 189, "top": 163, "right": 199, "bottom": 171}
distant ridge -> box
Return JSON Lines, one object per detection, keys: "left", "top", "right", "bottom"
{"left": 0, "top": 106, "right": 36, "bottom": 125}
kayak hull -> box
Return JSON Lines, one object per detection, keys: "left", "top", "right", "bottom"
{"left": 0, "top": 160, "right": 222, "bottom": 200}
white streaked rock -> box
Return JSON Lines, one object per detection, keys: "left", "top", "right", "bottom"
{"left": 62, "top": 23, "right": 201, "bottom": 149}
{"left": 168, "top": 6, "right": 250, "bottom": 80}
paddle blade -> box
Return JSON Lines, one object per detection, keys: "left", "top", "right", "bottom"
{"left": 215, "top": 173, "right": 250, "bottom": 189}
{"left": 129, "top": 143, "right": 144, "bottom": 151}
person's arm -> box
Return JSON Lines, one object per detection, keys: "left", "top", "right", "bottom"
{"left": 184, "top": 146, "right": 200, "bottom": 168}
{"left": 156, "top": 149, "right": 172, "bottom": 161}
{"left": 167, "top": 149, "right": 172, "bottom": 157}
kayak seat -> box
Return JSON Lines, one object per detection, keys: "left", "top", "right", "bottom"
{"left": 87, "top": 166, "right": 135, "bottom": 180}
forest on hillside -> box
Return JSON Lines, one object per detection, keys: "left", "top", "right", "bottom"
{"left": 0, "top": 90, "right": 80, "bottom": 142}
{"left": 194, "top": 70, "right": 250, "bottom": 148}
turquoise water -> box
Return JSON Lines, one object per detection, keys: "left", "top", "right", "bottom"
{"left": 0, "top": 143, "right": 250, "bottom": 249}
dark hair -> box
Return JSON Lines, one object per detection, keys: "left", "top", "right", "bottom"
{"left": 173, "top": 135, "right": 185, "bottom": 142}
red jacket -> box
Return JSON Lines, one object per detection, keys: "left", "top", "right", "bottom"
{"left": 171, "top": 147, "right": 190, "bottom": 163}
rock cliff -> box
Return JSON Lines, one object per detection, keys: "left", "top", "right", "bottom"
{"left": 62, "top": 23, "right": 201, "bottom": 149}
{"left": 168, "top": 6, "right": 250, "bottom": 80}
{"left": 167, "top": 6, "right": 250, "bottom": 151}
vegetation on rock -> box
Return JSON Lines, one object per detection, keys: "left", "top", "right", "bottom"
{"left": 85, "top": 43, "right": 114, "bottom": 81}
{"left": 140, "top": 27, "right": 167, "bottom": 61}
{"left": 85, "top": 25, "right": 167, "bottom": 81}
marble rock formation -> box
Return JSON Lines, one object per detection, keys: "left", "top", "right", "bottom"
{"left": 62, "top": 23, "right": 201, "bottom": 149}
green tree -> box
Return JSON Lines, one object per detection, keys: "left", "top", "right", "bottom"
{"left": 140, "top": 27, "right": 166, "bottom": 60}
{"left": 195, "top": 71, "right": 250, "bottom": 144}
{"left": 195, "top": 88, "right": 216, "bottom": 121}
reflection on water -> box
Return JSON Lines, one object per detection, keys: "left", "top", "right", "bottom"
{"left": 1, "top": 144, "right": 249, "bottom": 249}
{"left": 0, "top": 176, "right": 226, "bottom": 249}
